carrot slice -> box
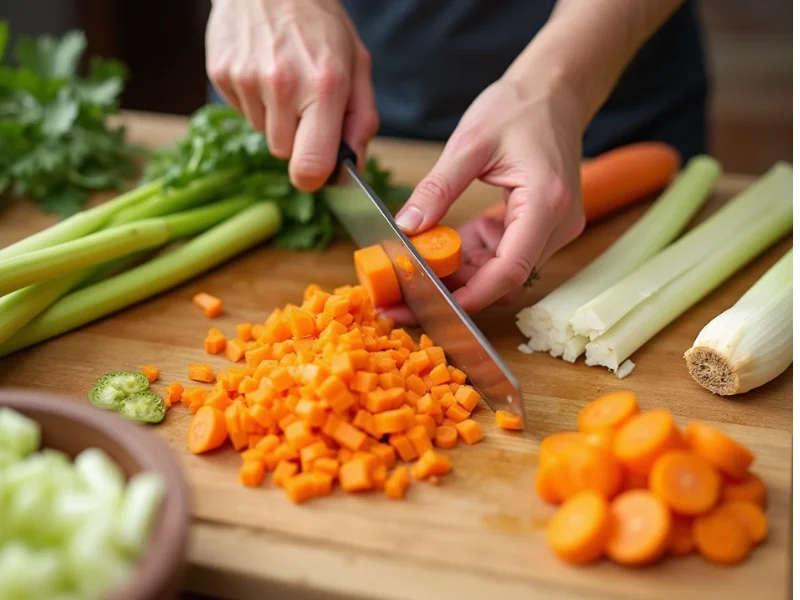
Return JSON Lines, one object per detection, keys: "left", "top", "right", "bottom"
{"left": 354, "top": 245, "right": 402, "bottom": 308}
{"left": 408, "top": 225, "right": 462, "bottom": 278}
{"left": 717, "top": 500, "right": 769, "bottom": 545}
{"left": 546, "top": 490, "right": 612, "bottom": 565}
{"left": 193, "top": 292, "right": 223, "bottom": 318}
{"left": 692, "top": 504, "right": 752, "bottom": 565}
{"left": 577, "top": 391, "right": 639, "bottom": 432}
{"left": 606, "top": 490, "right": 671, "bottom": 566}
{"left": 496, "top": 410, "right": 523, "bottom": 430}
{"left": 612, "top": 409, "right": 681, "bottom": 476}
{"left": 553, "top": 443, "right": 623, "bottom": 501}
{"left": 721, "top": 472, "right": 767, "bottom": 508}
{"left": 187, "top": 406, "right": 228, "bottom": 454}
{"left": 667, "top": 516, "right": 695, "bottom": 557}
{"left": 685, "top": 421, "right": 754, "bottom": 480}
{"left": 534, "top": 460, "right": 562, "bottom": 505}
{"left": 539, "top": 431, "right": 586, "bottom": 466}
{"left": 584, "top": 429, "right": 615, "bottom": 453}
{"left": 649, "top": 450, "right": 720, "bottom": 515}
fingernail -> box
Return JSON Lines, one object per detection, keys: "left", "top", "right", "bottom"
{"left": 395, "top": 207, "right": 423, "bottom": 233}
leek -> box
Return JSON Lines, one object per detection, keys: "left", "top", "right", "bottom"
{"left": 0, "top": 195, "right": 256, "bottom": 297}
{"left": 571, "top": 162, "right": 792, "bottom": 340}
{"left": 584, "top": 164, "right": 792, "bottom": 373}
{"left": 0, "top": 201, "right": 282, "bottom": 356}
{"left": 516, "top": 155, "right": 721, "bottom": 362}
{"left": 683, "top": 248, "right": 792, "bottom": 395}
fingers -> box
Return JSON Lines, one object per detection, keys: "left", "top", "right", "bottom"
{"left": 230, "top": 68, "right": 266, "bottom": 133}
{"left": 263, "top": 61, "right": 299, "bottom": 160}
{"left": 342, "top": 46, "right": 380, "bottom": 169}
{"left": 289, "top": 65, "right": 350, "bottom": 191}
{"left": 453, "top": 175, "right": 573, "bottom": 313}
{"left": 394, "top": 131, "right": 491, "bottom": 236}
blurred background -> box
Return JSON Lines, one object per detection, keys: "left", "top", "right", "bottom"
{"left": 2, "top": 0, "right": 791, "bottom": 175}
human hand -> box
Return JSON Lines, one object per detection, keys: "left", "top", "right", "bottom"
{"left": 206, "top": 0, "right": 379, "bottom": 191}
{"left": 387, "top": 76, "right": 586, "bottom": 323}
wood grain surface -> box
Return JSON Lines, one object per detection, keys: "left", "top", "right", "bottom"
{"left": 0, "top": 112, "right": 791, "bottom": 600}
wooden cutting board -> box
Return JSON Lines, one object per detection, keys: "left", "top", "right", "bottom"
{"left": 0, "top": 112, "right": 791, "bottom": 600}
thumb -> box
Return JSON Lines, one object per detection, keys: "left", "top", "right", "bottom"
{"left": 394, "top": 139, "right": 488, "bottom": 235}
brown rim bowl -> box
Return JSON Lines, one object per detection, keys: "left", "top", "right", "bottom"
{"left": 0, "top": 387, "right": 191, "bottom": 600}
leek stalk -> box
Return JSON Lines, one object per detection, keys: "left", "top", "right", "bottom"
{"left": 583, "top": 164, "right": 792, "bottom": 373}
{"left": 516, "top": 155, "right": 722, "bottom": 362}
{"left": 0, "top": 202, "right": 282, "bottom": 356}
{"left": 571, "top": 162, "right": 792, "bottom": 341}
{"left": 683, "top": 248, "right": 792, "bottom": 395}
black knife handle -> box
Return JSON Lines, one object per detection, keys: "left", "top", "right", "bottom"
{"left": 327, "top": 140, "right": 358, "bottom": 185}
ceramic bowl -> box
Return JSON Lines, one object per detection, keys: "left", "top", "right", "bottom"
{"left": 0, "top": 387, "right": 191, "bottom": 600}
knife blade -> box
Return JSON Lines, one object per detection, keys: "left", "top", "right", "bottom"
{"left": 323, "top": 142, "right": 524, "bottom": 420}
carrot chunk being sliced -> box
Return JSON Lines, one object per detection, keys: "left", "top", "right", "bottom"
{"left": 547, "top": 491, "right": 611, "bottom": 565}
{"left": 577, "top": 391, "right": 639, "bottom": 432}
{"left": 606, "top": 490, "right": 671, "bottom": 566}
{"left": 496, "top": 410, "right": 523, "bottom": 431}
{"left": 354, "top": 245, "right": 402, "bottom": 308}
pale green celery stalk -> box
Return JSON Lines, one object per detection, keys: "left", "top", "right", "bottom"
{"left": 0, "top": 195, "right": 255, "bottom": 298}
{"left": 683, "top": 248, "right": 793, "bottom": 395}
{"left": 571, "top": 163, "right": 792, "bottom": 341}
{"left": 0, "top": 181, "right": 163, "bottom": 261}
{"left": 515, "top": 155, "right": 721, "bottom": 361}
{"left": 0, "top": 222, "right": 170, "bottom": 297}
{"left": 108, "top": 167, "right": 242, "bottom": 226}
{"left": 584, "top": 166, "right": 792, "bottom": 373}
{"left": 0, "top": 202, "right": 282, "bottom": 356}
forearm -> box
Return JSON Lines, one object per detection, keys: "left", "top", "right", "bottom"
{"left": 506, "top": 0, "right": 687, "bottom": 128}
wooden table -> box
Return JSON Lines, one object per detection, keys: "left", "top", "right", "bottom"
{"left": 0, "top": 112, "right": 792, "bottom": 600}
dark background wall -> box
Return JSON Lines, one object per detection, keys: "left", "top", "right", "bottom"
{"left": 0, "top": 0, "right": 791, "bottom": 175}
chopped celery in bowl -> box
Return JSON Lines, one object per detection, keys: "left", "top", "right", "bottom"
{"left": 0, "top": 388, "right": 190, "bottom": 600}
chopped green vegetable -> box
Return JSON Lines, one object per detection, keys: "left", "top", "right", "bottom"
{"left": 88, "top": 371, "right": 149, "bottom": 411}
{"left": 0, "top": 201, "right": 282, "bottom": 356}
{"left": 0, "top": 22, "right": 144, "bottom": 217}
{"left": 0, "top": 406, "right": 41, "bottom": 458}
{"left": 0, "top": 408, "right": 168, "bottom": 599}
{"left": 118, "top": 391, "right": 166, "bottom": 424}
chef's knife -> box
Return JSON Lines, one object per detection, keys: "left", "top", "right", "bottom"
{"left": 323, "top": 141, "right": 524, "bottom": 420}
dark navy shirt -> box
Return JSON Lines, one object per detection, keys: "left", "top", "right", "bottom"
{"left": 208, "top": 1, "right": 709, "bottom": 161}
{"left": 339, "top": 0, "right": 709, "bottom": 161}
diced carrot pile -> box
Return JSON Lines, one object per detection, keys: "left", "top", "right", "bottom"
{"left": 184, "top": 283, "right": 487, "bottom": 503}
{"left": 540, "top": 391, "right": 768, "bottom": 567}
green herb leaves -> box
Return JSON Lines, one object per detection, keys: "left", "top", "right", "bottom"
{"left": 142, "top": 104, "right": 412, "bottom": 251}
{"left": 0, "top": 23, "right": 142, "bottom": 218}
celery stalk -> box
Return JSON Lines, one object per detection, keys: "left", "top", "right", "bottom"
{"left": 684, "top": 248, "right": 792, "bottom": 395}
{"left": 0, "top": 222, "right": 170, "bottom": 297}
{"left": 571, "top": 162, "right": 792, "bottom": 341}
{"left": 0, "top": 181, "right": 163, "bottom": 262}
{"left": 584, "top": 165, "right": 792, "bottom": 373}
{"left": 516, "top": 155, "right": 721, "bottom": 362}
{"left": 0, "top": 202, "right": 282, "bottom": 356}
{"left": 107, "top": 167, "right": 242, "bottom": 226}
{"left": 0, "top": 196, "right": 255, "bottom": 306}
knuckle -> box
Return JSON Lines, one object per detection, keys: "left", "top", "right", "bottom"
{"left": 538, "top": 175, "right": 573, "bottom": 220}
{"left": 312, "top": 63, "right": 347, "bottom": 96}
{"left": 231, "top": 66, "right": 260, "bottom": 93}
{"left": 363, "top": 109, "right": 380, "bottom": 136}
{"left": 448, "top": 125, "right": 487, "bottom": 157}
{"left": 505, "top": 255, "right": 535, "bottom": 287}
{"left": 264, "top": 61, "right": 296, "bottom": 95}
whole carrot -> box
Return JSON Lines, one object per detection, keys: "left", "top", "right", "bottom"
{"left": 484, "top": 141, "right": 682, "bottom": 223}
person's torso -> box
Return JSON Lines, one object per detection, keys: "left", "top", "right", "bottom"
{"left": 341, "top": 0, "right": 709, "bottom": 159}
